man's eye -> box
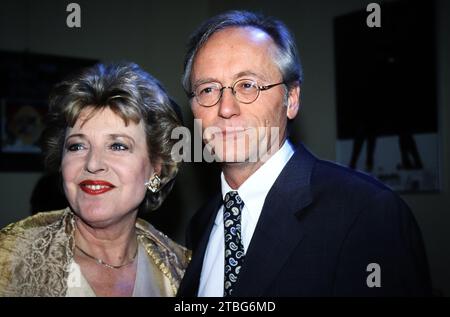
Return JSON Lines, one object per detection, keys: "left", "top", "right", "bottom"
{"left": 67, "top": 143, "right": 85, "bottom": 151}
{"left": 199, "top": 86, "right": 215, "bottom": 95}
{"left": 239, "top": 81, "right": 255, "bottom": 90}
{"left": 110, "top": 143, "right": 129, "bottom": 151}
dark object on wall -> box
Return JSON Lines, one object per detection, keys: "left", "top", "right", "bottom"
{"left": 334, "top": 0, "right": 437, "bottom": 139}
{"left": 334, "top": 0, "right": 439, "bottom": 192}
{"left": 0, "top": 51, "right": 97, "bottom": 171}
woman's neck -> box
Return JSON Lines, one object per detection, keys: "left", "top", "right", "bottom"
{"left": 74, "top": 215, "right": 138, "bottom": 267}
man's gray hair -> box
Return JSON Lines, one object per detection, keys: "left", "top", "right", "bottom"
{"left": 182, "top": 10, "right": 303, "bottom": 94}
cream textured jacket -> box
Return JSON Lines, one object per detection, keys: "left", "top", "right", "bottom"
{"left": 0, "top": 208, "right": 190, "bottom": 297}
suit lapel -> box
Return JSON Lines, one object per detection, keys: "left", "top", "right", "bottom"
{"left": 177, "top": 194, "right": 222, "bottom": 296}
{"left": 233, "top": 144, "right": 316, "bottom": 296}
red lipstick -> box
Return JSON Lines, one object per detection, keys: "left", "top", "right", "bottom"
{"left": 79, "top": 180, "right": 115, "bottom": 195}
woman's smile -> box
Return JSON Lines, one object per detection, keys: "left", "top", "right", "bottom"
{"left": 79, "top": 180, "right": 115, "bottom": 195}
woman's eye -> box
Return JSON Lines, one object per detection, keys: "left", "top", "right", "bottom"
{"left": 67, "top": 143, "right": 85, "bottom": 152}
{"left": 110, "top": 143, "right": 129, "bottom": 151}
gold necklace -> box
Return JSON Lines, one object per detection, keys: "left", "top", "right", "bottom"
{"left": 75, "top": 244, "right": 138, "bottom": 269}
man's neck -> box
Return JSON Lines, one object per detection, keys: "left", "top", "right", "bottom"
{"left": 222, "top": 160, "right": 264, "bottom": 189}
{"left": 222, "top": 138, "right": 287, "bottom": 189}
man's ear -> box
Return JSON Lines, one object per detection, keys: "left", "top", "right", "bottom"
{"left": 286, "top": 84, "right": 300, "bottom": 120}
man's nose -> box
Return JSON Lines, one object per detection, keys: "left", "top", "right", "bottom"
{"left": 85, "top": 148, "right": 107, "bottom": 174}
{"left": 218, "top": 87, "right": 240, "bottom": 119}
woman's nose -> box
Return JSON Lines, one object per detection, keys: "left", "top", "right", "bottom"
{"left": 85, "top": 148, "right": 107, "bottom": 174}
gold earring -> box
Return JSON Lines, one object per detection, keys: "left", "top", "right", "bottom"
{"left": 145, "top": 174, "right": 161, "bottom": 193}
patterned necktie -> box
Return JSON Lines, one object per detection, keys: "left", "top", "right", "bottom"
{"left": 223, "top": 191, "right": 245, "bottom": 296}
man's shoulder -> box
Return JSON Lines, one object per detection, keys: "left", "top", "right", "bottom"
{"left": 308, "top": 158, "right": 412, "bottom": 222}
{"left": 285, "top": 149, "right": 408, "bottom": 216}
{"left": 191, "top": 193, "right": 222, "bottom": 222}
{"left": 284, "top": 143, "right": 390, "bottom": 198}
{"left": 312, "top": 158, "right": 390, "bottom": 194}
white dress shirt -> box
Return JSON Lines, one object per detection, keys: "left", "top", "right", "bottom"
{"left": 198, "top": 140, "right": 295, "bottom": 296}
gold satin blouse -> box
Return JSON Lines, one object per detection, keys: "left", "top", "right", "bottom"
{"left": 0, "top": 208, "right": 190, "bottom": 297}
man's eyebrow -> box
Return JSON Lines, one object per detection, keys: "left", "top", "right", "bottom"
{"left": 192, "top": 77, "right": 220, "bottom": 88}
{"left": 193, "top": 71, "right": 269, "bottom": 88}
{"left": 233, "top": 71, "right": 268, "bottom": 81}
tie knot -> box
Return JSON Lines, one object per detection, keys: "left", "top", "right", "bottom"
{"left": 224, "top": 191, "right": 244, "bottom": 207}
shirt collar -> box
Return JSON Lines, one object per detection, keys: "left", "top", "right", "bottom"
{"left": 217, "top": 140, "right": 295, "bottom": 225}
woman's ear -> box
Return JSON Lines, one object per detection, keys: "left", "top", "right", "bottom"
{"left": 152, "top": 158, "right": 163, "bottom": 176}
{"left": 286, "top": 84, "right": 300, "bottom": 120}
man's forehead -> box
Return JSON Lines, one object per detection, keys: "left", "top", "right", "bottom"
{"left": 191, "top": 26, "right": 280, "bottom": 84}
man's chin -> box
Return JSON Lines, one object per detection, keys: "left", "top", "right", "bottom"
{"left": 212, "top": 148, "right": 257, "bottom": 163}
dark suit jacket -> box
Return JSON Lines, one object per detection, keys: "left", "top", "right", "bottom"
{"left": 178, "top": 143, "right": 432, "bottom": 296}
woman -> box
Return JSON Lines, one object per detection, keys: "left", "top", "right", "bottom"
{"left": 0, "top": 62, "right": 190, "bottom": 296}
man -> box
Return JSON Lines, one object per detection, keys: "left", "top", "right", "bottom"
{"left": 178, "top": 10, "right": 431, "bottom": 296}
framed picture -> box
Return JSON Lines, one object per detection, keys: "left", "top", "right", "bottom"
{"left": 334, "top": 0, "right": 439, "bottom": 192}
{"left": 0, "top": 51, "right": 97, "bottom": 171}
{"left": 1, "top": 99, "right": 46, "bottom": 154}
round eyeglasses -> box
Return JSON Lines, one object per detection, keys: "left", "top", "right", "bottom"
{"left": 189, "top": 79, "right": 285, "bottom": 107}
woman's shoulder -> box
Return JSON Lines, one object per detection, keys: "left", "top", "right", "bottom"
{"left": 135, "top": 218, "right": 191, "bottom": 264}
{"left": 135, "top": 218, "right": 191, "bottom": 293}
{"left": 0, "top": 208, "right": 72, "bottom": 254}
{"left": 0, "top": 208, "right": 71, "bottom": 237}
{"left": 0, "top": 208, "right": 73, "bottom": 296}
